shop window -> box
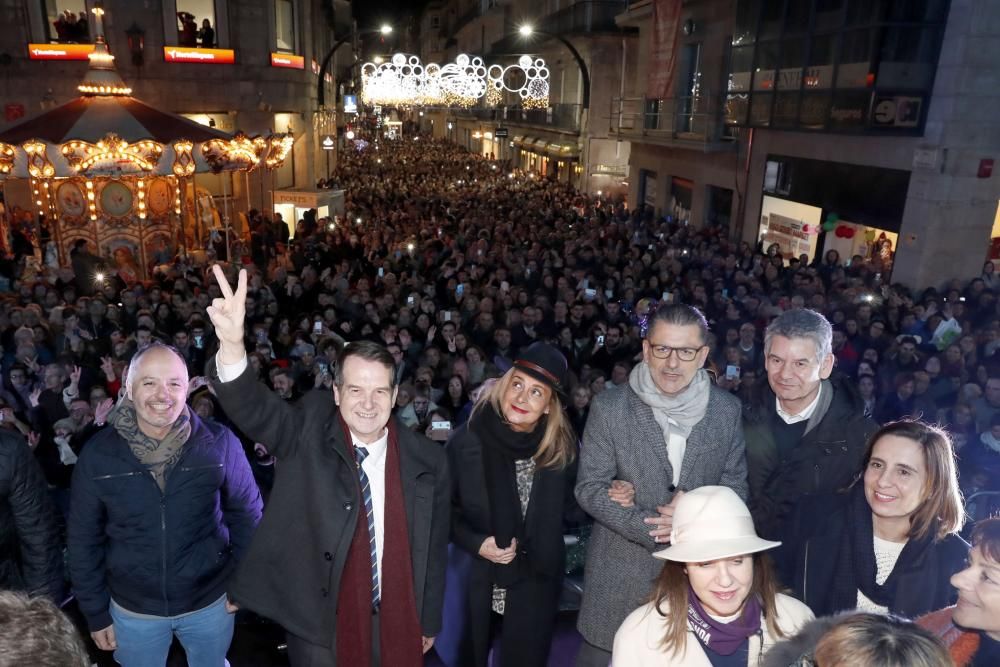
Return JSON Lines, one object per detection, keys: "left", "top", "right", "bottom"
{"left": 885, "top": 0, "right": 949, "bottom": 23}
{"left": 733, "top": 0, "right": 760, "bottom": 45}
{"left": 876, "top": 26, "right": 940, "bottom": 89}
{"left": 814, "top": 0, "right": 846, "bottom": 32}
{"left": 275, "top": 0, "right": 295, "bottom": 53}
{"left": 176, "top": 0, "right": 216, "bottom": 47}
{"left": 799, "top": 91, "right": 832, "bottom": 129}
{"left": 773, "top": 92, "right": 800, "bottom": 127}
{"left": 42, "top": 0, "right": 90, "bottom": 44}
{"left": 705, "top": 186, "right": 734, "bottom": 228}
{"left": 750, "top": 93, "right": 773, "bottom": 126}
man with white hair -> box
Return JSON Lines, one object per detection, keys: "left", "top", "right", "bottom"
{"left": 743, "top": 308, "right": 877, "bottom": 540}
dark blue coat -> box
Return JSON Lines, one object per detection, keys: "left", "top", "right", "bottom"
{"left": 776, "top": 492, "right": 968, "bottom": 619}
{"left": 68, "top": 415, "right": 262, "bottom": 631}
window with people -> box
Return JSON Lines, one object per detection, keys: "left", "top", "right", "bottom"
{"left": 43, "top": 0, "right": 91, "bottom": 44}
{"left": 174, "top": 0, "right": 215, "bottom": 47}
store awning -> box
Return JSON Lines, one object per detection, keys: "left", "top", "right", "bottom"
{"left": 532, "top": 138, "right": 549, "bottom": 150}
{"left": 546, "top": 142, "right": 580, "bottom": 158}
{"left": 512, "top": 135, "right": 531, "bottom": 147}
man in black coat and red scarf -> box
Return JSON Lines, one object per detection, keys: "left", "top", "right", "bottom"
{"left": 206, "top": 264, "right": 449, "bottom": 667}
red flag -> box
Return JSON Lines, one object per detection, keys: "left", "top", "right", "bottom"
{"left": 647, "top": 0, "right": 683, "bottom": 101}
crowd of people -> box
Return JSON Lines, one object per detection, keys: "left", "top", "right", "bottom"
{"left": 0, "top": 134, "right": 998, "bottom": 666}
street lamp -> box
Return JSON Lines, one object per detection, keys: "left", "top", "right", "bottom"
{"left": 317, "top": 24, "right": 392, "bottom": 109}
{"left": 518, "top": 24, "right": 590, "bottom": 110}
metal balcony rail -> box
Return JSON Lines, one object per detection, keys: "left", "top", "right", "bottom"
{"left": 457, "top": 102, "right": 583, "bottom": 132}
{"left": 610, "top": 94, "right": 738, "bottom": 143}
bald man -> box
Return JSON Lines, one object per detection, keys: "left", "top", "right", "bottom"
{"left": 68, "top": 342, "right": 261, "bottom": 667}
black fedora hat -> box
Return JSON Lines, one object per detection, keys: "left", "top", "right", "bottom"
{"left": 513, "top": 343, "right": 569, "bottom": 399}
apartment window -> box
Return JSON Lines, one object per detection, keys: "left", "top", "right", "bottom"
{"left": 726, "top": 0, "right": 950, "bottom": 134}
{"left": 42, "top": 0, "right": 90, "bottom": 43}
{"left": 430, "top": 15, "right": 440, "bottom": 28}
{"left": 176, "top": 0, "right": 216, "bottom": 47}
{"left": 275, "top": 0, "right": 295, "bottom": 52}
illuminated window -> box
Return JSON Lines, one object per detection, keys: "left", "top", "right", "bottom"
{"left": 42, "top": 0, "right": 90, "bottom": 44}
{"left": 175, "top": 0, "right": 216, "bottom": 48}
{"left": 275, "top": 0, "right": 295, "bottom": 52}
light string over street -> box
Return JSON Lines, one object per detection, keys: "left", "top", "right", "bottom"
{"left": 360, "top": 52, "right": 550, "bottom": 109}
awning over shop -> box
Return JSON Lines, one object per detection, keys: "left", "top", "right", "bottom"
{"left": 546, "top": 142, "right": 580, "bottom": 158}
{"left": 512, "top": 135, "right": 530, "bottom": 147}
{"left": 532, "top": 138, "right": 549, "bottom": 150}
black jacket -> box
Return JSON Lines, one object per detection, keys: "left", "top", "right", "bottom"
{"left": 776, "top": 492, "right": 968, "bottom": 618}
{"left": 743, "top": 377, "right": 877, "bottom": 539}
{"left": 447, "top": 422, "right": 575, "bottom": 667}
{"left": 0, "top": 430, "right": 62, "bottom": 599}
{"left": 210, "top": 360, "right": 451, "bottom": 648}
{"left": 68, "top": 415, "right": 262, "bottom": 631}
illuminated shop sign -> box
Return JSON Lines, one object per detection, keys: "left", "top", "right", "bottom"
{"left": 28, "top": 43, "right": 95, "bottom": 61}
{"left": 163, "top": 47, "right": 235, "bottom": 64}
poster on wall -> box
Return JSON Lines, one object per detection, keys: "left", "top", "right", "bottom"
{"left": 760, "top": 213, "right": 812, "bottom": 259}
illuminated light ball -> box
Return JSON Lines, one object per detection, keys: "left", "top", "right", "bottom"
{"left": 519, "top": 55, "right": 532, "bottom": 68}
{"left": 456, "top": 54, "right": 470, "bottom": 67}
{"left": 392, "top": 53, "right": 406, "bottom": 66}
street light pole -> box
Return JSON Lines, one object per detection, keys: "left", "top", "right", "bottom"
{"left": 317, "top": 24, "right": 392, "bottom": 109}
{"left": 519, "top": 25, "right": 590, "bottom": 111}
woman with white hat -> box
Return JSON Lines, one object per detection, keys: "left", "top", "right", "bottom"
{"left": 611, "top": 486, "right": 813, "bottom": 667}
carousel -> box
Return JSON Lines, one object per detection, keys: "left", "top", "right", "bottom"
{"left": 0, "top": 7, "right": 293, "bottom": 280}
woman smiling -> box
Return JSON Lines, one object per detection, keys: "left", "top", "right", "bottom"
{"left": 612, "top": 486, "right": 813, "bottom": 666}
{"left": 778, "top": 420, "right": 967, "bottom": 618}
{"left": 446, "top": 343, "right": 576, "bottom": 667}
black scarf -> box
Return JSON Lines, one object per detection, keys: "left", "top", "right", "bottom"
{"left": 830, "top": 485, "right": 936, "bottom": 611}
{"left": 471, "top": 404, "right": 547, "bottom": 587}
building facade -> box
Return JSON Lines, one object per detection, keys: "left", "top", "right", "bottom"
{"left": 416, "top": 0, "right": 636, "bottom": 195}
{"left": 616, "top": 0, "right": 1000, "bottom": 288}
{"left": 0, "top": 0, "right": 354, "bottom": 236}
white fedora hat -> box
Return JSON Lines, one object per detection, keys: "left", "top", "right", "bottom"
{"left": 653, "top": 486, "right": 780, "bottom": 562}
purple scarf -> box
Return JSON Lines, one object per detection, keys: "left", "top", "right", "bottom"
{"left": 687, "top": 587, "right": 763, "bottom": 656}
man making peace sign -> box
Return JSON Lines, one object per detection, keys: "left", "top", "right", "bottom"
{"left": 205, "top": 265, "right": 449, "bottom": 667}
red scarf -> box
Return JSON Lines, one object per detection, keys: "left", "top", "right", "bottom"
{"left": 335, "top": 415, "right": 423, "bottom": 666}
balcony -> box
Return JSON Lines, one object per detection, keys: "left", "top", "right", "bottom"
{"left": 610, "top": 94, "right": 738, "bottom": 151}
{"left": 458, "top": 103, "right": 582, "bottom": 133}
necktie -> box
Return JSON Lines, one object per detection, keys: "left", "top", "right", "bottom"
{"left": 354, "top": 446, "right": 380, "bottom": 606}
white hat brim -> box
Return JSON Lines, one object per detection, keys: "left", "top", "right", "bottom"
{"left": 653, "top": 537, "right": 781, "bottom": 563}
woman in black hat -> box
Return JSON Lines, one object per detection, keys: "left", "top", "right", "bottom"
{"left": 445, "top": 342, "right": 577, "bottom": 667}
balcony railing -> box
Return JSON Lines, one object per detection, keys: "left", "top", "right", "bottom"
{"left": 610, "top": 94, "right": 738, "bottom": 145}
{"left": 459, "top": 103, "right": 582, "bottom": 132}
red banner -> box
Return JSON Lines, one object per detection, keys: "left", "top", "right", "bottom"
{"left": 647, "top": 0, "right": 683, "bottom": 100}
{"left": 271, "top": 53, "right": 304, "bottom": 69}
{"left": 163, "top": 46, "right": 235, "bottom": 64}
{"left": 28, "top": 43, "right": 94, "bottom": 61}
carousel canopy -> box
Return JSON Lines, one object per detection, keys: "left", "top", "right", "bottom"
{"left": 0, "top": 7, "right": 292, "bottom": 179}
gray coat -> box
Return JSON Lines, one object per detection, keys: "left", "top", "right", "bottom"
{"left": 575, "top": 382, "right": 748, "bottom": 650}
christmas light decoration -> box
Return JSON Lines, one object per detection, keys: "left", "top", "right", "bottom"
{"left": 61, "top": 134, "right": 163, "bottom": 174}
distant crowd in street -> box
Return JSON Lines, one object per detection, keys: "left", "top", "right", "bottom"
{"left": 0, "top": 133, "right": 997, "bottom": 667}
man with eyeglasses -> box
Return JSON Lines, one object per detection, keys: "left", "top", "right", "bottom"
{"left": 574, "top": 303, "right": 749, "bottom": 666}
{"left": 743, "top": 308, "right": 876, "bottom": 542}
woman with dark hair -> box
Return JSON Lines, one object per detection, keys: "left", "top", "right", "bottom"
{"left": 918, "top": 517, "right": 1000, "bottom": 666}
{"left": 439, "top": 374, "right": 469, "bottom": 422}
{"left": 612, "top": 486, "right": 813, "bottom": 666}
{"left": 446, "top": 343, "right": 577, "bottom": 667}
{"left": 778, "top": 420, "right": 967, "bottom": 618}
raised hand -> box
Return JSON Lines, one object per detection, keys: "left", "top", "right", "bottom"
{"left": 100, "top": 356, "right": 116, "bottom": 381}
{"left": 206, "top": 264, "right": 248, "bottom": 365}
{"left": 94, "top": 398, "right": 114, "bottom": 425}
